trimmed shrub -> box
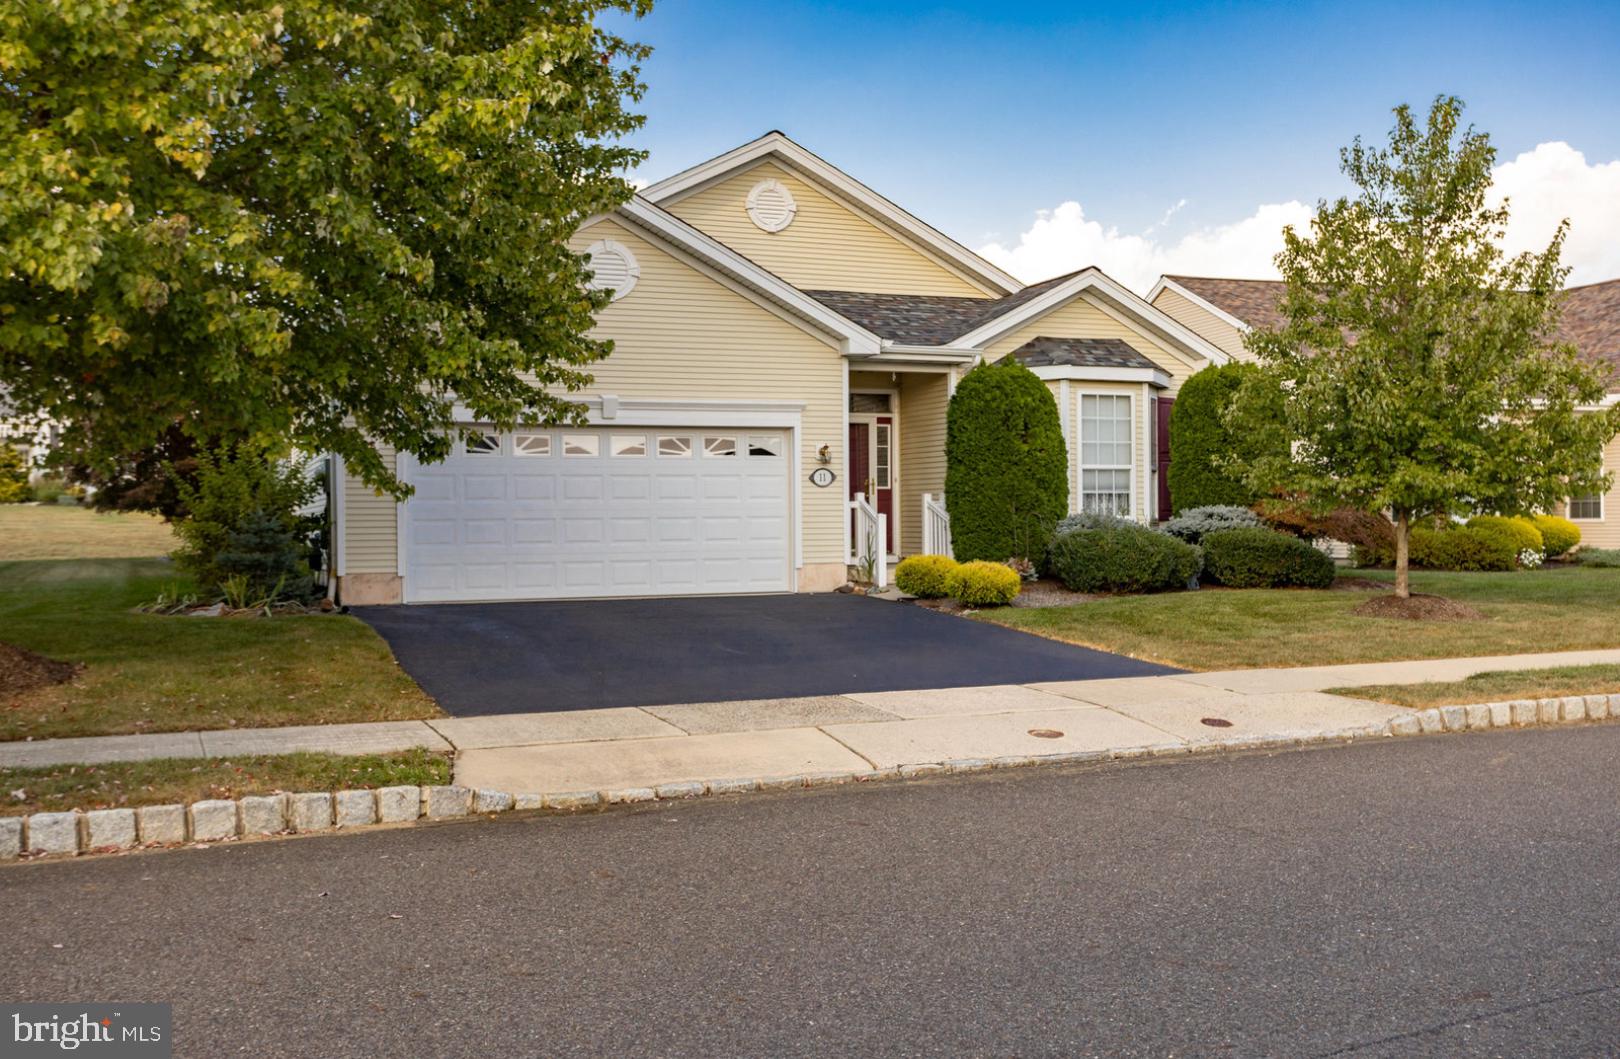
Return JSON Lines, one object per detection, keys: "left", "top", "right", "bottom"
{"left": 1410, "top": 526, "right": 1517, "bottom": 572}
{"left": 1162, "top": 504, "right": 1264, "bottom": 544}
{"left": 945, "top": 359, "right": 1069, "bottom": 564}
{"left": 1166, "top": 363, "right": 1285, "bottom": 513}
{"left": 945, "top": 560, "right": 1022, "bottom": 606}
{"left": 1465, "top": 515, "right": 1543, "bottom": 556}
{"left": 1531, "top": 514, "right": 1580, "bottom": 558}
{"left": 1577, "top": 547, "right": 1620, "bottom": 568}
{"left": 895, "top": 555, "right": 957, "bottom": 598}
{"left": 1258, "top": 498, "right": 1395, "bottom": 554}
{"left": 1055, "top": 511, "right": 1136, "bottom": 535}
{"left": 1201, "top": 527, "right": 1335, "bottom": 588}
{"left": 1047, "top": 523, "right": 1202, "bottom": 594}
{"left": 0, "top": 445, "right": 27, "bottom": 503}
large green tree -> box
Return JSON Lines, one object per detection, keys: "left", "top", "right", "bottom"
{"left": 0, "top": 0, "right": 650, "bottom": 495}
{"left": 1230, "top": 96, "right": 1620, "bottom": 599}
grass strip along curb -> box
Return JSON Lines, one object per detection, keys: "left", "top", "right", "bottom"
{"left": 4, "top": 692, "right": 1616, "bottom": 862}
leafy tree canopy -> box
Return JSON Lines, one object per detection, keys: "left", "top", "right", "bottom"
{"left": 1229, "top": 96, "right": 1620, "bottom": 596}
{"left": 0, "top": 0, "right": 650, "bottom": 496}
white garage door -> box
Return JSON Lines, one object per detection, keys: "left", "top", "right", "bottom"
{"left": 404, "top": 427, "right": 792, "bottom": 602}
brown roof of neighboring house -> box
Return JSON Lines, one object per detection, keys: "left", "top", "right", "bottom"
{"left": 805, "top": 270, "right": 1084, "bottom": 345}
{"left": 1167, "top": 274, "right": 1620, "bottom": 383}
{"left": 1004, "top": 336, "right": 1162, "bottom": 373}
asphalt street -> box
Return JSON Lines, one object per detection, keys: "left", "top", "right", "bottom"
{"left": 4, "top": 726, "right": 1619, "bottom": 1057}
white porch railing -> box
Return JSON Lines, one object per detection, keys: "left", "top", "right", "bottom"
{"left": 922, "top": 492, "right": 952, "bottom": 558}
{"left": 847, "top": 492, "right": 888, "bottom": 588}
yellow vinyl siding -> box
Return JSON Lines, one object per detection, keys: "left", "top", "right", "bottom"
{"left": 1563, "top": 432, "right": 1620, "bottom": 549}
{"left": 983, "top": 292, "right": 1209, "bottom": 395}
{"left": 1151, "top": 286, "right": 1252, "bottom": 361}
{"left": 664, "top": 161, "right": 995, "bottom": 297}
{"left": 342, "top": 447, "right": 398, "bottom": 574}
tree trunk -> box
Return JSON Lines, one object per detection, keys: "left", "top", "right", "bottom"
{"left": 1393, "top": 511, "right": 1410, "bottom": 599}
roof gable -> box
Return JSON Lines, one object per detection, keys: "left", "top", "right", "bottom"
{"left": 642, "top": 132, "right": 1020, "bottom": 297}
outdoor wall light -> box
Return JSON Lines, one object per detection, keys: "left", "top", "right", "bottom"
{"left": 817, "top": 444, "right": 832, "bottom": 464}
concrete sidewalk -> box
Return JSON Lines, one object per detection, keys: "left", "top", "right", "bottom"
{"left": 7, "top": 649, "right": 1619, "bottom": 785}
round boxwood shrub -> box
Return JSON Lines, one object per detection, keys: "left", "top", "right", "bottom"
{"left": 1531, "top": 514, "right": 1580, "bottom": 558}
{"left": 1410, "top": 526, "right": 1517, "bottom": 571}
{"left": 1162, "top": 504, "right": 1264, "bottom": 544}
{"left": 1047, "top": 523, "right": 1202, "bottom": 594}
{"left": 945, "top": 359, "right": 1069, "bottom": 564}
{"left": 1465, "top": 515, "right": 1543, "bottom": 557}
{"left": 945, "top": 560, "right": 1022, "bottom": 606}
{"left": 1166, "top": 363, "right": 1284, "bottom": 513}
{"left": 895, "top": 554, "right": 957, "bottom": 598}
{"left": 1200, "top": 527, "right": 1335, "bottom": 588}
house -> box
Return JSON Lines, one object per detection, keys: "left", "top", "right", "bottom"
{"left": 332, "top": 133, "right": 1230, "bottom": 604}
{"left": 1148, "top": 274, "right": 1620, "bottom": 548}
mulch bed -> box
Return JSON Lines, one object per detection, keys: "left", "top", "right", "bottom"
{"left": 1352, "top": 594, "right": 1485, "bottom": 621}
{"left": 0, "top": 641, "right": 80, "bottom": 699}
{"left": 907, "top": 577, "right": 1097, "bottom": 613}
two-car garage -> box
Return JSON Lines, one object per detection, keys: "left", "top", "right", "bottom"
{"left": 402, "top": 425, "right": 793, "bottom": 602}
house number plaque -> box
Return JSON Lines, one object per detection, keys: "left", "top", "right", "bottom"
{"left": 809, "top": 467, "right": 836, "bottom": 488}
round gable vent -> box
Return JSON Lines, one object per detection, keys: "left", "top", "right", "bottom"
{"left": 584, "top": 239, "right": 639, "bottom": 301}
{"left": 746, "top": 178, "right": 798, "bottom": 233}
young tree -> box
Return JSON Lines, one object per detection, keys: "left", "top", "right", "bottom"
{"left": 944, "top": 359, "right": 1069, "bottom": 564}
{"left": 1230, "top": 96, "right": 1620, "bottom": 599}
{"left": 0, "top": 0, "right": 651, "bottom": 496}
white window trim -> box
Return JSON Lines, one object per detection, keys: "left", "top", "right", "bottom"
{"left": 1075, "top": 390, "right": 1136, "bottom": 519}
{"left": 1568, "top": 492, "right": 1605, "bottom": 521}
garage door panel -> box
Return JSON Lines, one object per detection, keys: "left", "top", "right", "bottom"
{"left": 405, "top": 426, "right": 791, "bottom": 601}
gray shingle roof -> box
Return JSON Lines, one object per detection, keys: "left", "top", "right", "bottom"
{"left": 804, "top": 270, "right": 1085, "bottom": 345}
{"left": 1004, "top": 336, "right": 1162, "bottom": 372}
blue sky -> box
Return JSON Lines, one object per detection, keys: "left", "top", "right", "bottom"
{"left": 604, "top": 1, "right": 1620, "bottom": 288}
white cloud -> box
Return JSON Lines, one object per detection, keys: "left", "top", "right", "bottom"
{"left": 979, "top": 141, "right": 1620, "bottom": 294}
{"left": 1489, "top": 142, "right": 1620, "bottom": 286}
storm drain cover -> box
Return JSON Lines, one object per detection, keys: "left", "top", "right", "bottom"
{"left": 1200, "top": 717, "right": 1234, "bottom": 728}
{"left": 1027, "top": 729, "right": 1064, "bottom": 739}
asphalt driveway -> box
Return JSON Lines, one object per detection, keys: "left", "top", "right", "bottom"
{"left": 356, "top": 594, "right": 1180, "bottom": 715}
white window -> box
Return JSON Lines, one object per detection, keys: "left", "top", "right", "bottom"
{"left": 464, "top": 431, "right": 501, "bottom": 456}
{"left": 873, "top": 424, "right": 891, "bottom": 488}
{"left": 1570, "top": 493, "right": 1603, "bottom": 520}
{"left": 562, "top": 434, "right": 599, "bottom": 457}
{"left": 704, "top": 436, "right": 737, "bottom": 457}
{"left": 1079, "top": 394, "right": 1133, "bottom": 516}
{"left": 657, "top": 435, "right": 692, "bottom": 458}
{"left": 611, "top": 435, "right": 647, "bottom": 457}
{"left": 513, "top": 433, "right": 551, "bottom": 457}
{"left": 747, "top": 435, "right": 782, "bottom": 458}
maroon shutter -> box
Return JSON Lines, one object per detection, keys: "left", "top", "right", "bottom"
{"left": 1156, "top": 397, "right": 1175, "bottom": 519}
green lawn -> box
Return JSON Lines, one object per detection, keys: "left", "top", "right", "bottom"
{"left": 980, "top": 567, "right": 1620, "bottom": 670}
{"left": 0, "top": 749, "right": 451, "bottom": 816}
{"left": 0, "top": 503, "right": 177, "bottom": 560}
{"left": 1328, "top": 664, "right": 1620, "bottom": 709}
{"left": 1, "top": 504, "right": 443, "bottom": 741}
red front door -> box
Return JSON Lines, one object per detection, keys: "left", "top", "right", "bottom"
{"left": 848, "top": 418, "right": 895, "bottom": 552}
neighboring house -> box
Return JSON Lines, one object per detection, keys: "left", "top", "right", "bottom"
{"left": 333, "top": 132, "right": 1229, "bottom": 604}
{"left": 1148, "top": 274, "right": 1620, "bottom": 548}
{"left": 0, "top": 389, "right": 57, "bottom": 481}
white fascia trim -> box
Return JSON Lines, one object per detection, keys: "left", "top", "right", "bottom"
{"left": 847, "top": 344, "right": 979, "bottom": 367}
{"left": 640, "top": 132, "right": 1022, "bottom": 296}
{"left": 1025, "top": 365, "right": 1171, "bottom": 388}
{"left": 1148, "top": 276, "right": 1256, "bottom": 336}
{"left": 613, "top": 198, "right": 882, "bottom": 355}
{"left": 954, "top": 268, "right": 1231, "bottom": 366}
